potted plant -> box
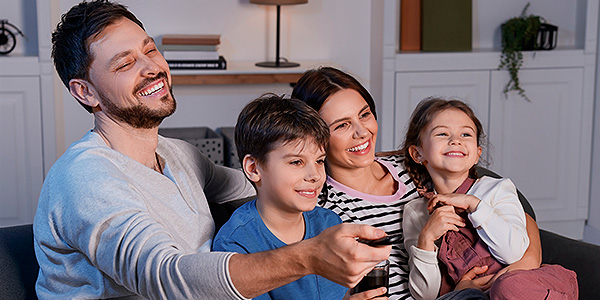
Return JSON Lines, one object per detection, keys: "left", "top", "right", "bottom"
{"left": 498, "top": 3, "right": 543, "bottom": 101}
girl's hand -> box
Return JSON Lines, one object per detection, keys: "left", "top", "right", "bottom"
{"left": 427, "top": 194, "right": 481, "bottom": 214}
{"left": 417, "top": 205, "right": 465, "bottom": 251}
{"left": 344, "top": 287, "right": 388, "bottom": 300}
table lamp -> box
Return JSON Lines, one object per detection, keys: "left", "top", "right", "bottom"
{"left": 251, "top": 0, "right": 307, "bottom": 68}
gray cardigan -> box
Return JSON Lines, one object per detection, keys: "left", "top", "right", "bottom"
{"left": 34, "top": 131, "right": 255, "bottom": 299}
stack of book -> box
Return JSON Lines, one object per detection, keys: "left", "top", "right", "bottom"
{"left": 161, "top": 34, "right": 226, "bottom": 70}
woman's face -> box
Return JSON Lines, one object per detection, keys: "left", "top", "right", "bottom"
{"left": 318, "top": 89, "right": 378, "bottom": 171}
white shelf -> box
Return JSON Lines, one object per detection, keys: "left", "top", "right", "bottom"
{"left": 170, "top": 60, "right": 324, "bottom": 75}
{"left": 170, "top": 60, "right": 325, "bottom": 85}
{"left": 392, "top": 49, "right": 588, "bottom": 72}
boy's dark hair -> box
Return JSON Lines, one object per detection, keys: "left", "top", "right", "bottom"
{"left": 399, "top": 97, "right": 486, "bottom": 190}
{"left": 52, "top": 0, "right": 144, "bottom": 113}
{"left": 291, "top": 67, "right": 377, "bottom": 120}
{"left": 235, "top": 93, "right": 330, "bottom": 167}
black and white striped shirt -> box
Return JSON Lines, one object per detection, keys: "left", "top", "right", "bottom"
{"left": 318, "top": 155, "right": 419, "bottom": 300}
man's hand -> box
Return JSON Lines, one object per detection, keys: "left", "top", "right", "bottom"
{"left": 228, "top": 223, "right": 391, "bottom": 298}
{"left": 417, "top": 205, "right": 465, "bottom": 251}
{"left": 454, "top": 265, "right": 493, "bottom": 292}
{"left": 305, "top": 223, "right": 391, "bottom": 287}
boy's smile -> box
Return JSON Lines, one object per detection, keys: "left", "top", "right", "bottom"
{"left": 253, "top": 139, "right": 327, "bottom": 216}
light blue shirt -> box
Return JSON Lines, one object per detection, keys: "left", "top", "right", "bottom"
{"left": 213, "top": 199, "right": 347, "bottom": 300}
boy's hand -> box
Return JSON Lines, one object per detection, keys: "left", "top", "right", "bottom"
{"left": 427, "top": 194, "right": 481, "bottom": 214}
{"left": 305, "top": 223, "right": 391, "bottom": 287}
{"left": 345, "top": 287, "right": 388, "bottom": 300}
{"left": 418, "top": 205, "right": 465, "bottom": 251}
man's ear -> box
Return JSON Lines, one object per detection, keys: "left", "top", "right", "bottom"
{"left": 69, "top": 78, "right": 100, "bottom": 109}
{"left": 408, "top": 145, "right": 423, "bottom": 165}
{"left": 242, "top": 154, "right": 261, "bottom": 184}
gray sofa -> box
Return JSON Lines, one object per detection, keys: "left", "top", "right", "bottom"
{"left": 212, "top": 167, "right": 600, "bottom": 299}
{"left": 476, "top": 167, "right": 600, "bottom": 300}
{"left": 1, "top": 166, "right": 598, "bottom": 299}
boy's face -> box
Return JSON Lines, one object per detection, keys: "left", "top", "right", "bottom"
{"left": 250, "top": 139, "right": 327, "bottom": 215}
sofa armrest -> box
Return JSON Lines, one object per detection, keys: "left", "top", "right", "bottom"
{"left": 210, "top": 196, "right": 254, "bottom": 232}
{"left": 539, "top": 229, "right": 600, "bottom": 300}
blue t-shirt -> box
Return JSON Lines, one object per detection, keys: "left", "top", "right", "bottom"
{"left": 213, "top": 199, "right": 347, "bottom": 300}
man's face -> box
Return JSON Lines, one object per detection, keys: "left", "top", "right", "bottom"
{"left": 87, "top": 18, "right": 175, "bottom": 128}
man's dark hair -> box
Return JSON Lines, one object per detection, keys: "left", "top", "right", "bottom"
{"left": 235, "top": 93, "right": 330, "bottom": 167}
{"left": 51, "top": 0, "right": 144, "bottom": 113}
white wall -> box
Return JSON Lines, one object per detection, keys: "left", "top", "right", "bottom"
{"left": 55, "top": 0, "right": 374, "bottom": 152}
{"left": 472, "top": 1, "right": 581, "bottom": 50}
{"left": 584, "top": 12, "right": 600, "bottom": 246}
{"left": 39, "top": 1, "right": 600, "bottom": 246}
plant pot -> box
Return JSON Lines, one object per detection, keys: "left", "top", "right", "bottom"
{"left": 501, "top": 22, "right": 558, "bottom": 51}
{"left": 535, "top": 23, "right": 558, "bottom": 50}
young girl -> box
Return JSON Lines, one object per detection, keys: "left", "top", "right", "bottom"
{"left": 400, "top": 98, "right": 578, "bottom": 300}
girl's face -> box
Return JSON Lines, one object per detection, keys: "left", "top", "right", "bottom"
{"left": 318, "top": 89, "right": 378, "bottom": 171}
{"left": 409, "top": 108, "right": 481, "bottom": 181}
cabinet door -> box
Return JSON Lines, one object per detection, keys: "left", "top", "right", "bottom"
{"left": 389, "top": 71, "right": 490, "bottom": 155}
{"left": 489, "top": 68, "right": 586, "bottom": 238}
{"left": 0, "top": 77, "right": 43, "bottom": 226}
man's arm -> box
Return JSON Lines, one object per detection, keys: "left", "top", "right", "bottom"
{"left": 229, "top": 223, "right": 391, "bottom": 298}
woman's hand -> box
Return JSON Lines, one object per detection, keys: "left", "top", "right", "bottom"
{"left": 454, "top": 265, "right": 493, "bottom": 292}
{"left": 427, "top": 194, "right": 481, "bottom": 214}
{"left": 344, "top": 287, "right": 388, "bottom": 300}
{"left": 417, "top": 205, "right": 465, "bottom": 251}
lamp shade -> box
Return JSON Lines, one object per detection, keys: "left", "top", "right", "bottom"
{"left": 250, "top": 0, "right": 307, "bottom": 5}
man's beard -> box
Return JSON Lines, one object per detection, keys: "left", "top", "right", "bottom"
{"left": 98, "top": 73, "right": 177, "bottom": 129}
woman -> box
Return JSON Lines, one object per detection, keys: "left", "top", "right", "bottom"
{"left": 291, "top": 67, "right": 542, "bottom": 300}
{"left": 292, "top": 67, "right": 420, "bottom": 299}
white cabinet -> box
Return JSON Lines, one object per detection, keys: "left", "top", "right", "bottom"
{"left": 0, "top": 0, "right": 55, "bottom": 226}
{"left": 489, "top": 68, "right": 589, "bottom": 236}
{"left": 0, "top": 77, "right": 43, "bottom": 226}
{"left": 379, "top": 0, "right": 597, "bottom": 239}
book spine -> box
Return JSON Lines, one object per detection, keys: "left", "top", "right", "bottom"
{"left": 400, "top": 0, "right": 421, "bottom": 51}
{"left": 163, "top": 50, "right": 220, "bottom": 60}
{"left": 168, "top": 56, "right": 227, "bottom": 70}
{"left": 162, "top": 35, "right": 220, "bottom": 45}
{"left": 421, "top": 0, "right": 472, "bottom": 52}
{"left": 159, "top": 44, "right": 218, "bottom": 52}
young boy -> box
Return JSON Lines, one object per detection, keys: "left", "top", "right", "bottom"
{"left": 212, "top": 94, "right": 348, "bottom": 299}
